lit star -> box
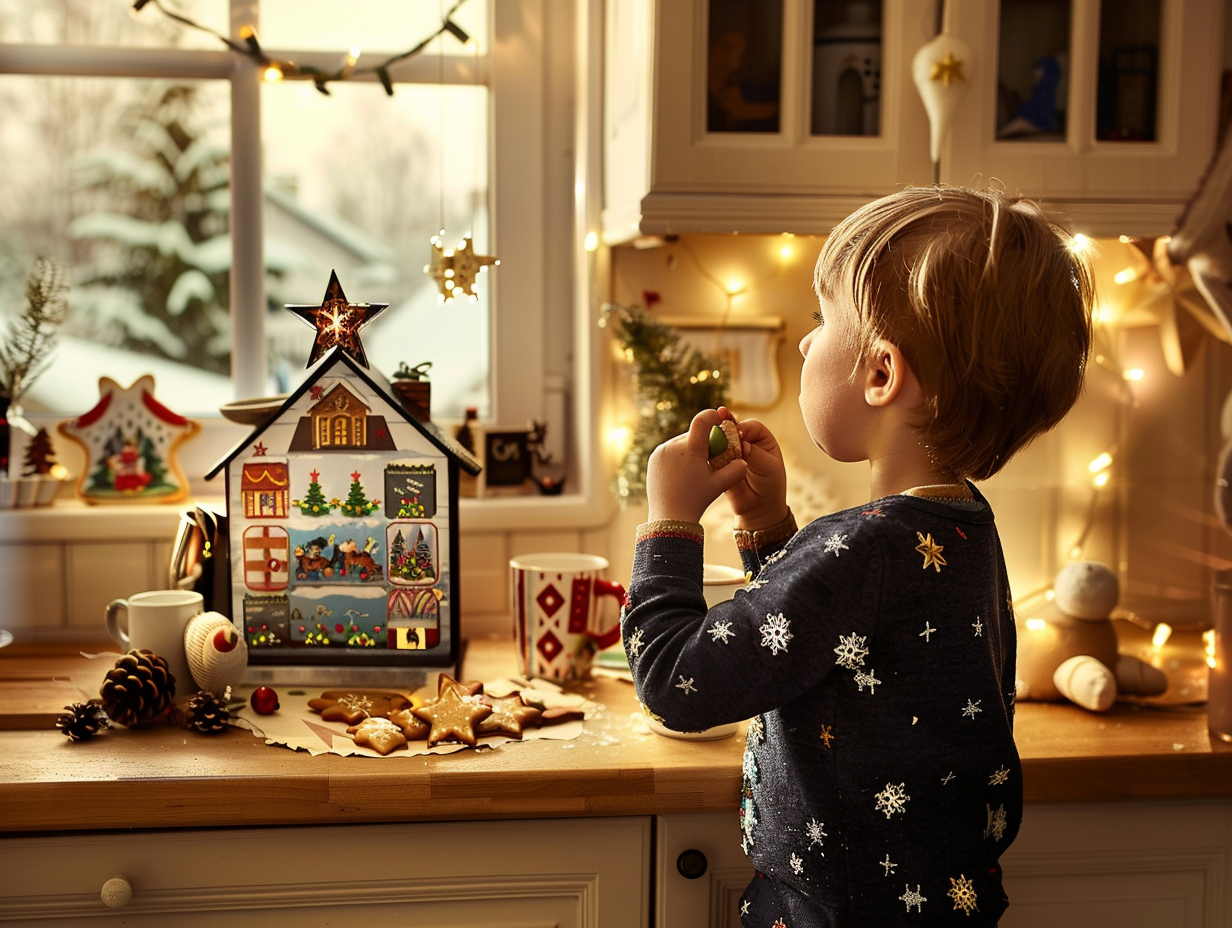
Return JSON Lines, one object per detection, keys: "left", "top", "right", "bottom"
{"left": 287, "top": 269, "right": 387, "bottom": 368}
{"left": 426, "top": 233, "right": 499, "bottom": 303}
{"left": 915, "top": 532, "right": 947, "bottom": 572}
{"left": 930, "top": 51, "right": 966, "bottom": 87}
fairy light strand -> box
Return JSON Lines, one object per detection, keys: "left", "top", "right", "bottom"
{"left": 130, "top": 0, "right": 471, "bottom": 96}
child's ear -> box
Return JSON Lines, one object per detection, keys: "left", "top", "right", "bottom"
{"left": 863, "top": 340, "right": 917, "bottom": 408}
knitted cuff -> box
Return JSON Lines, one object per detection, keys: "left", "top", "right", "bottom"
{"left": 635, "top": 519, "right": 706, "bottom": 545}
{"left": 733, "top": 509, "right": 798, "bottom": 556}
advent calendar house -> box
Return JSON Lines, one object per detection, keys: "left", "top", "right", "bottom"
{"left": 205, "top": 343, "right": 480, "bottom": 686}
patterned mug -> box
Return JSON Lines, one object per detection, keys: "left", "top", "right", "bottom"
{"left": 510, "top": 553, "right": 626, "bottom": 682}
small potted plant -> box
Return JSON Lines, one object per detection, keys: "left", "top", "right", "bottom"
{"left": 1, "top": 257, "right": 69, "bottom": 507}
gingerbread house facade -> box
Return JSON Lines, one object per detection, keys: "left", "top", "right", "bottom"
{"left": 206, "top": 346, "right": 480, "bottom": 684}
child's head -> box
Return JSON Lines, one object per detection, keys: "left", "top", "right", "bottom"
{"left": 813, "top": 185, "right": 1094, "bottom": 480}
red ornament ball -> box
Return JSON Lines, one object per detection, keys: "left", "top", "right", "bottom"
{"left": 250, "top": 686, "right": 280, "bottom": 715}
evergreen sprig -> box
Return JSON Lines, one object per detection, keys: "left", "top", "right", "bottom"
{"left": 2, "top": 258, "right": 69, "bottom": 403}
{"left": 602, "top": 303, "right": 730, "bottom": 504}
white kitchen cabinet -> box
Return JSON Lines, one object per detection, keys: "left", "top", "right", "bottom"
{"left": 656, "top": 802, "right": 1232, "bottom": 926}
{"left": 0, "top": 817, "right": 652, "bottom": 927}
{"left": 603, "top": 0, "right": 1224, "bottom": 241}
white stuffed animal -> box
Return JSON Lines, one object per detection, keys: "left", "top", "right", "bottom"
{"left": 1016, "top": 561, "right": 1167, "bottom": 712}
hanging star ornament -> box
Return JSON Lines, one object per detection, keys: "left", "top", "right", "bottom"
{"left": 425, "top": 232, "right": 499, "bottom": 304}
{"left": 1111, "top": 236, "right": 1232, "bottom": 376}
{"left": 911, "top": 33, "right": 976, "bottom": 163}
{"left": 287, "top": 269, "right": 387, "bottom": 368}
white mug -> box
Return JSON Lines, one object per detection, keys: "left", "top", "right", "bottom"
{"left": 105, "top": 590, "right": 203, "bottom": 696}
{"left": 510, "top": 553, "right": 625, "bottom": 682}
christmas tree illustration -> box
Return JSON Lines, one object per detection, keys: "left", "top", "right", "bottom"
{"left": 340, "top": 470, "right": 380, "bottom": 518}
{"left": 391, "top": 525, "right": 435, "bottom": 582}
{"left": 294, "top": 469, "right": 334, "bottom": 516}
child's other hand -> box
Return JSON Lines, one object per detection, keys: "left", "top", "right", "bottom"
{"left": 646, "top": 408, "right": 750, "bottom": 523}
{"left": 725, "top": 416, "right": 789, "bottom": 531}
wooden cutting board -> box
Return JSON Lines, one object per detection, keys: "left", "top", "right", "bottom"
{"left": 0, "top": 676, "right": 95, "bottom": 730}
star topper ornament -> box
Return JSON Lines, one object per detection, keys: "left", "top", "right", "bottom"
{"left": 287, "top": 270, "right": 387, "bottom": 368}
{"left": 425, "top": 232, "right": 499, "bottom": 304}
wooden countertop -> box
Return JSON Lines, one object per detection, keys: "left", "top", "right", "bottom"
{"left": 2, "top": 634, "right": 1231, "bottom": 834}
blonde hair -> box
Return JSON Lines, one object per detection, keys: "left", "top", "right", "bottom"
{"left": 814, "top": 185, "right": 1095, "bottom": 481}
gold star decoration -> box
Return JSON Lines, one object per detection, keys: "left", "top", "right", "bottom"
{"left": 1111, "top": 236, "right": 1232, "bottom": 376}
{"left": 914, "top": 532, "right": 947, "bottom": 572}
{"left": 287, "top": 269, "right": 387, "bottom": 369}
{"left": 425, "top": 233, "right": 499, "bottom": 304}
{"left": 930, "top": 51, "right": 966, "bottom": 88}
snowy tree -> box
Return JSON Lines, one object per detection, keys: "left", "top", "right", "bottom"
{"left": 68, "top": 82, "right": 233, "bottom": 375}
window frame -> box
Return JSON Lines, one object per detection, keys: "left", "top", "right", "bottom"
{"left": 0, "top": 0, "right": 612, "bottom": 532}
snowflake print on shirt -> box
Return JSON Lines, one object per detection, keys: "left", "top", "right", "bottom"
{"left": 763, "top": 547, "right": 790, "bottom": 568}
{"left": 920, "top": 621, "right": 936, "bottom": 642}
{"left": 805, "top": 818, "right": 827, "bottom": 850}
{"left": 972, "top": 616, "right": 984, "bottom": 636}
{"left": 745, "top": 576, "right": 768, "bottom": 591}
{"left": 989, "top": 766, "right": 1010, "bottom": 786}
{"left": 760, "top": 612, "right": 793, "bottom": 655}
{"left": 881, "top": 854, "right": 897, "bottom": 875}
{"left": 834, "top": 632, "right": 869, "bottom": 669}
{"left": 748, "top": 715, "right": 765, "bottom": 744}
{"left": 708, "top": 619, "right": 735, "bottom": 644}
{"left": 985, "top": 803, "right": 1007, "bottom": 841}
{"left": 948, "top": 874, "right": 979, "bottom": 915}
{"left": 854, "top": 669, "right": 882, "bottom": 693}
{"left": 874, "top": 782, "right": 910, "bottom": 818}
{"left": 900, "top": 884, "right": 928, "bottom": 913}
{"left": 789, "top": 851, "right": 804, "bottom": 875}
{"left": 676, "top": 675, "right": 697, "bottom": 695}
{"left": 626, "top": 627, "right": 645, "bottom": 658}
{"left": 743, "top": 748, "right": 759, "bottom": 784}
{"left": 914, "top": 532, "right": 947, "bottom": 572}
{"left": 772, "top": 920, "right": 788, "bottom": 928}
{"left": 823, "top": 532, "right": 849, "bottom": 556}
{"left": 819, "top": 723, "right": 834, "bottom": 748}
{"left": 961, "top": 698, "right": 982, "bottom": 719}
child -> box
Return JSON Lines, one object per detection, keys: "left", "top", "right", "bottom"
{"left": 622, "top": 186, "right": 1094, "bottom": 927}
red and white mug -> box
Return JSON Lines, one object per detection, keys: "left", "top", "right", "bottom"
{"left": 510, "top": 552, "right": 626, "bottom": 682}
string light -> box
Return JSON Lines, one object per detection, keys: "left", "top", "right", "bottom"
{"left": 1151, "top": 623, "right": 1173, "bottom": 649}
{"left": 130, "top": 0, "right": 472, "bottom": 97}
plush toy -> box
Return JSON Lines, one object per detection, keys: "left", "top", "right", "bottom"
{"left": 1015, "top": 561, "right": 1167, "bottom": 712}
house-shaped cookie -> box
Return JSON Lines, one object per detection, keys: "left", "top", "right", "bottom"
{"left": 206, "top": 345, "right": 480, "bottom": 686}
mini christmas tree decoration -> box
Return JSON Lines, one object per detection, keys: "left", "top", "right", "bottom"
{"left": 425, "top": 233, "right": 498, "bottom": 304}
{"left": 286, "top": 269, "right": 386, "bottom": 368}
{"left": 58, "top": 375, "right": 200, "bottom": 505}
{"left": 99, "top": 649, "right": 177, "bottom": 728}
{"left": 55, "top": 701, "right": 111, "bottom": 742}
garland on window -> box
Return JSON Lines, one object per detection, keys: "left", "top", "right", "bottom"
{"left": 130, "top": 0, "right": 471, "bottom": 95}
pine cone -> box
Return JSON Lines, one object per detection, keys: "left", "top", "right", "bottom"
{"left": 54, "top": 701, "right": 110, "bottom": 741}
{"left": 179, "top": 690, "right": 231, "bottom": 735}
{"left": 100, "top": 649, "right": 176, "bottom": 727}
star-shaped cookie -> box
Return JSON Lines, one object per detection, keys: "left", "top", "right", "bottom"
{"left": 476, "top": 694, "right": 542, "bottom": 740}
{"left": 410, "top": 674, "right": 493, "bottom": 747}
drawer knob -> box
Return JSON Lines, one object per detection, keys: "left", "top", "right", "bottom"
{"left": 100, "top": 875, "right": 132, "bottom": 908}
{"left": 676, "top": 848, "right": 708, "bottom": 880}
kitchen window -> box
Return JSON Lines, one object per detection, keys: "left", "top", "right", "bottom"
{"left": 0, "top": 0, "right": 582, "bottom": 513}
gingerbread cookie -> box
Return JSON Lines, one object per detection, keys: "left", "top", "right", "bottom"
{"left": 349, "top": 717, "right": 409, "bottom": 755}
{"left": 410, "top": 674, "right": 493, "bottom": 748}
{"left": 707, "top": 419, "right": 742, "bottom": 470}
{"left": 309, "top": 690, "right": 411, "bottom": 724}
{"left": 476, "top": 695, "right": 543, "bottom": 740}
{"left": 388, "top": 707, "right": 430, "bottom": 741}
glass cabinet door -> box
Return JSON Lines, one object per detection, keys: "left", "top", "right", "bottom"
{"left": 811, "top": 0, "right": 883, "bottom": 136}
{"left": 943, "top": 0, "right": 1218, "bottom": 232}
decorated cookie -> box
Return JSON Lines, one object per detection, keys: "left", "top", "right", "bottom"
{"left": 349, "top": 717, "right": 409, "bottom": 755}
{"left": 477, "top": 694, "right": 543, "bottom": 740}
{"left": 410, "top": 674, "right": 493, "bottom": 747}
{"left": 309, "top": 690, "right": 411, "bottom": 724}
{"left": 387, "top": 707, "right": 430, "bottom": 741}
{"left": 707, "top": 419, "right": 742, "bottom": 471}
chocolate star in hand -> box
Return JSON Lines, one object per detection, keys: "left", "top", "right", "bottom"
{"left": 287, "top": 269, "right": 387, "bottom": 368}
{"left": 411, "top": 674, "right": 493, "bottom": 748}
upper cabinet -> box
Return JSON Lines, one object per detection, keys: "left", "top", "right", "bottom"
{"left": 602, "top": 0, "right": 1225, "bottom": 241}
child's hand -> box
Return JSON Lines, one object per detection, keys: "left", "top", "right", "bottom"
{"left": 646, "top": 408, "right": 750, "bottom": 523}
{"left": 725, "top": 416, "right": 789, "bottom": 531}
